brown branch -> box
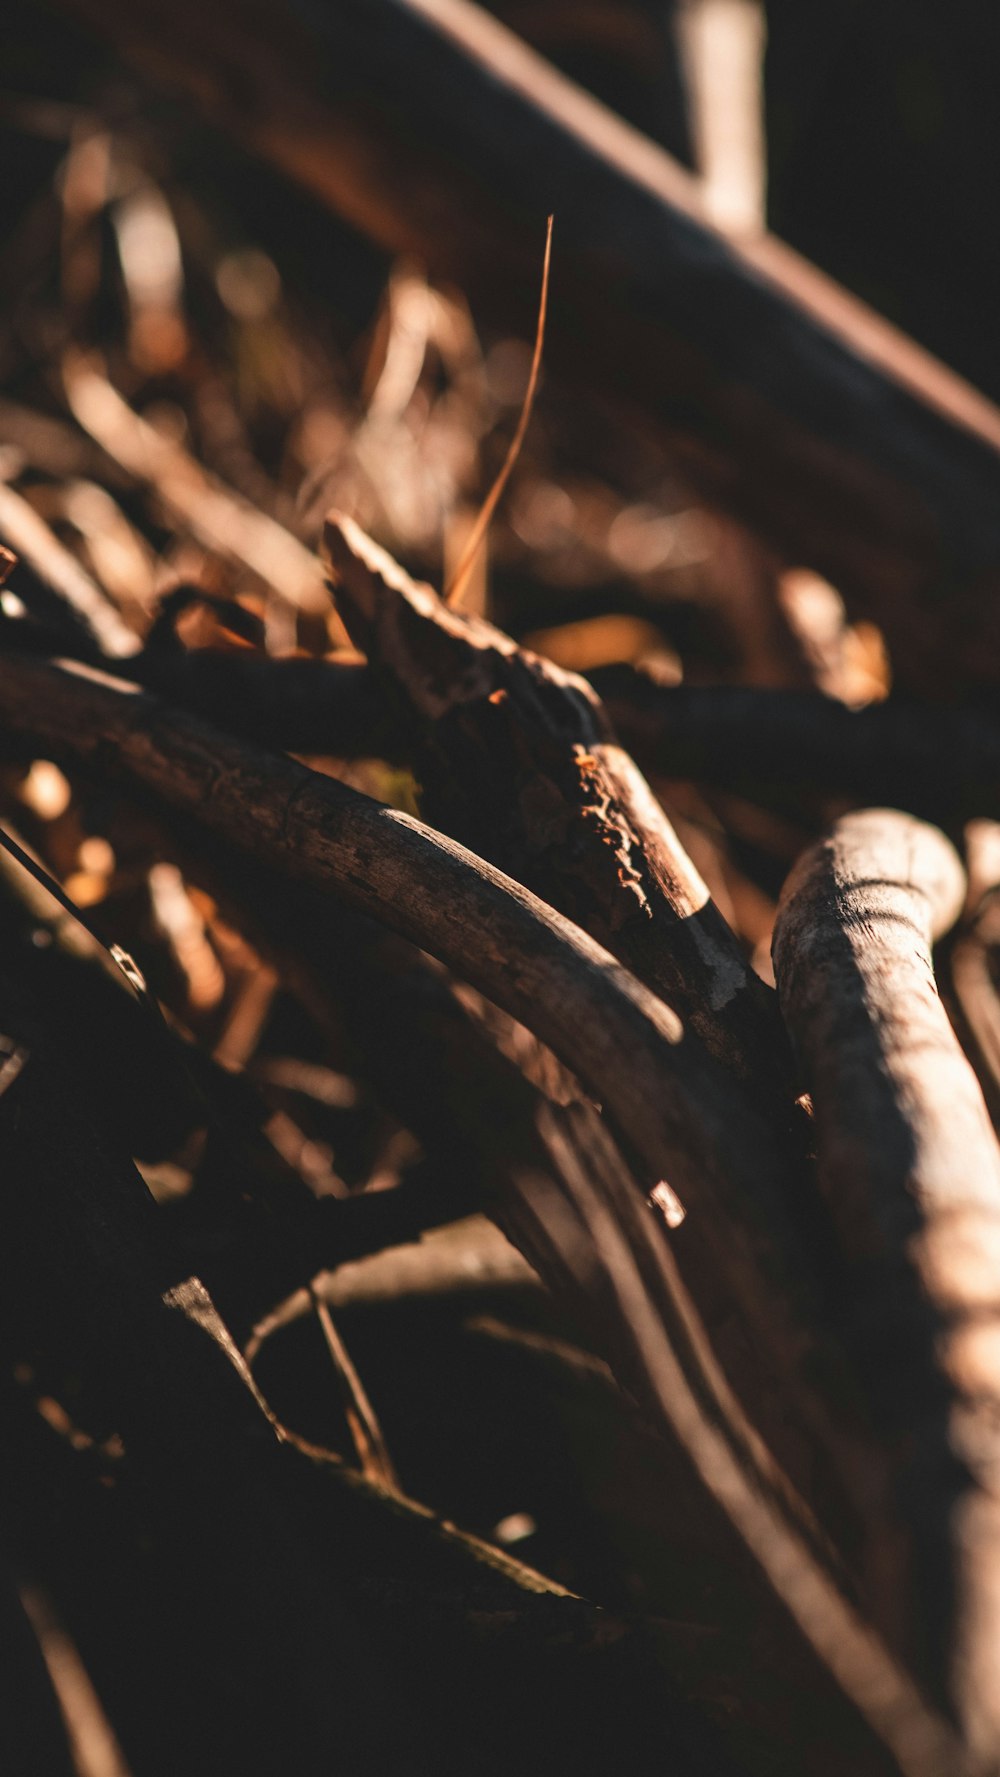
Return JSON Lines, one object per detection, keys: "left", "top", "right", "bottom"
{"left": 0, "top": 654, "right": 812, "bottom": 1339}
{"left": 592, "top": 672, "right": 1000, "bottom": 828}
{"left": 0, "top": 659, "right": 881, "bottom": 1562}
{"left": 946, "top": 822, "right": 1000, "bottom": 1126}
{"left": 0, "top": 993, "right": 708, "bottom": 1777}
{"left": 61, "top": 351, "right": 332, "bottom": 617}
{"left": 49, "top": 0, "right": 1000, "bottom": 695}
{"left": 0, "top": 481, "right": 140, "bottom": 660}
{"left": 9, "top": 659, "right": 964, "bottom": 1766}
{"left": 772, "top": 809, "right": 1000, "bottom": 1762}
{"left": 324, "top": 513, "right": 792, "bottom": 1099}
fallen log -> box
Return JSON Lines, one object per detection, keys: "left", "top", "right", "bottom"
{"left": 46, "top": 0, "right": 1000, "bottom": 695}
{"left": 772, "top": 810, "right": 1000, "bottom": 1763}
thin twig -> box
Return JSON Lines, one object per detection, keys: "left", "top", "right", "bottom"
{"left": 309, "top": 1285, "right": 400, "bottom": 1491}
{"left": 444, "top": 214, "right": 552, "bottom": 608}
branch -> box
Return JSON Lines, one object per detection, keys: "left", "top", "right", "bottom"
{"left": 592, "top": 671, "right": 1000, "bottom": 828}
{"left": 772, "top": 810, "right": 1000, "bottom": 1761}
{"left": 0, "top": 651, "right": 831, "bottom": 1432}
{"left": 0, "top": 999, "right": 702, "bottom": 1777}
{"left": 0, "top": 663, "right": 966, "bottom": 1768}
{"left": 325, "top": 513, "right": 791, "bottom": 1098}
{"left": 0, "top": 481, "right": 140, "bottom": 660}
{"left": 50, "top": 0, "right": 1000, "bottom": 695}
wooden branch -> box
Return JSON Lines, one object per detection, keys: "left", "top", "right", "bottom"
{"left": 772, "top": 810, "right": 1000, "bottom": 1762}
{"left": 0, "top": 1004, "right": 712, "bottom": 1777}
{"left": 593, "top": 672, "right": 1000, "bottom": 828}
{"left": 0, "top": 652, "right": 838, "bottom": 1433}
{"left": 61, "top": 352, "right": 331, "bottom": 616}
{"left": 50, "top": 0, "right": 1000, "bottom": 695}
{"left": 325, "top": 514, "right": 791, "bottom": 1098}
{"left": 948, "top": 824, "right": 1000, "bottom": 1127}
{"left": 193, "top": 822, "right": 952, "bottom": 1774}
{"left": 0, "top": 481, "right": 140, "bottom": 660}
{"left": 5, "top": 664, "right": 966, "bottom": 1767}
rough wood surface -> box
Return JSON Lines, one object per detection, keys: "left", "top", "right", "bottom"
{"left": 150, "top": 807, "right": 953, "bottom": 1776}
{"left": 325, "top": 513, "right": 791, "bottom": 1098}
{"left": 57, "top": 789, "right": 901, "bottom": 1774}
{"left": 47, "top": 0, "right": 1000, "bottom": 695}
{"left": 0, "top": 653, "right": 833, "bottom": 1421}
{"left": 772, "top": 809, "right": 1000, "bottom": 1763}
{"left": 947, "top": 823, "right": 1000, "bottom": 1129}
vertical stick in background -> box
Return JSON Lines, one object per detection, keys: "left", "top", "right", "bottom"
{"left": 676, "top": 0, "right": 767, "bottom": 237}
{"left": 772, "top": 809, "right": 1000, "bottom": 1764}
{"left": 676, "top": 0, "right": 846, "bottom": 695}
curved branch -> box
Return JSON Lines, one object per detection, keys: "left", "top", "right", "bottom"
{"left": 773, "top": 809, "right": 1000, "bottom": 1760}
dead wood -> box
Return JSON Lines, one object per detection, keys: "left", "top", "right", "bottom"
{"left": 593, "top": 672, "right": 1000, "bottom": 829}
{"left": 188, "top": 829, "right": 942, "bottom": 1775}
{"left": 11, "top": 633, "right": 997, "bottom": 840}
{"left": 0, "top": 655, "right": 977, "bottom": 1768}
{"left": 0, "top": 804, "right": 903, "bottom": 1773}
{"left": 325, "top": 513, "right": 791, "bottom": 1099}
{"left": 948, "top": 825, "right": 1000, "bottom": 1127}
{"left": 0, "top": 481, "right": 140, "bottom": 661}
{"left": 772, "top": 809, "right": 1000, "bottom": 1763}
{"left": 0, "top": 651, "right": 848, "bottom": 1438}
{"left": 46, "top": 0, "right": 1000, "bottom": 695}
{"left": 0, "top": 991, "right": 723, "bottom": 1777}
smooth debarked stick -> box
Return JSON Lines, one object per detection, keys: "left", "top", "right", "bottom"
{"left": 772, "top": 809, "right": 1000, "bottom": 1764}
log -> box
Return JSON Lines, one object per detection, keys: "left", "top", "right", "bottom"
{"left": 772, "top": 810, "right": 1000, "bottom": 1763}
{"left": 46, "top": 0, "right": 1000, "bottom": 695}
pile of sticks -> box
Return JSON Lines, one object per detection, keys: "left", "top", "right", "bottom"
{"left": 4, "top": 4, "right": 1000, "bottom": 1776}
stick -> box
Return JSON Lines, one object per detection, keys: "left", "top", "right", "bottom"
{"left": 61, "top": 350, "right": 331, "bottom": 616}
{"left": 0, "top": 652, "right": 828, "bottom": 1401}
{"left": 325, "top": 513, "right": 792, "bottom": 1098}
{"left": 772, "top": 809, "right": 1000, "bottom": 1761}
{"left": 593, "top": 672, "right": 1000, "bottom": 827}
{"left": 51, "top": 0, "right": 1000, "bottom": 695}
{"left": 0, "top": 481, "right": 140, "bottom": 659}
